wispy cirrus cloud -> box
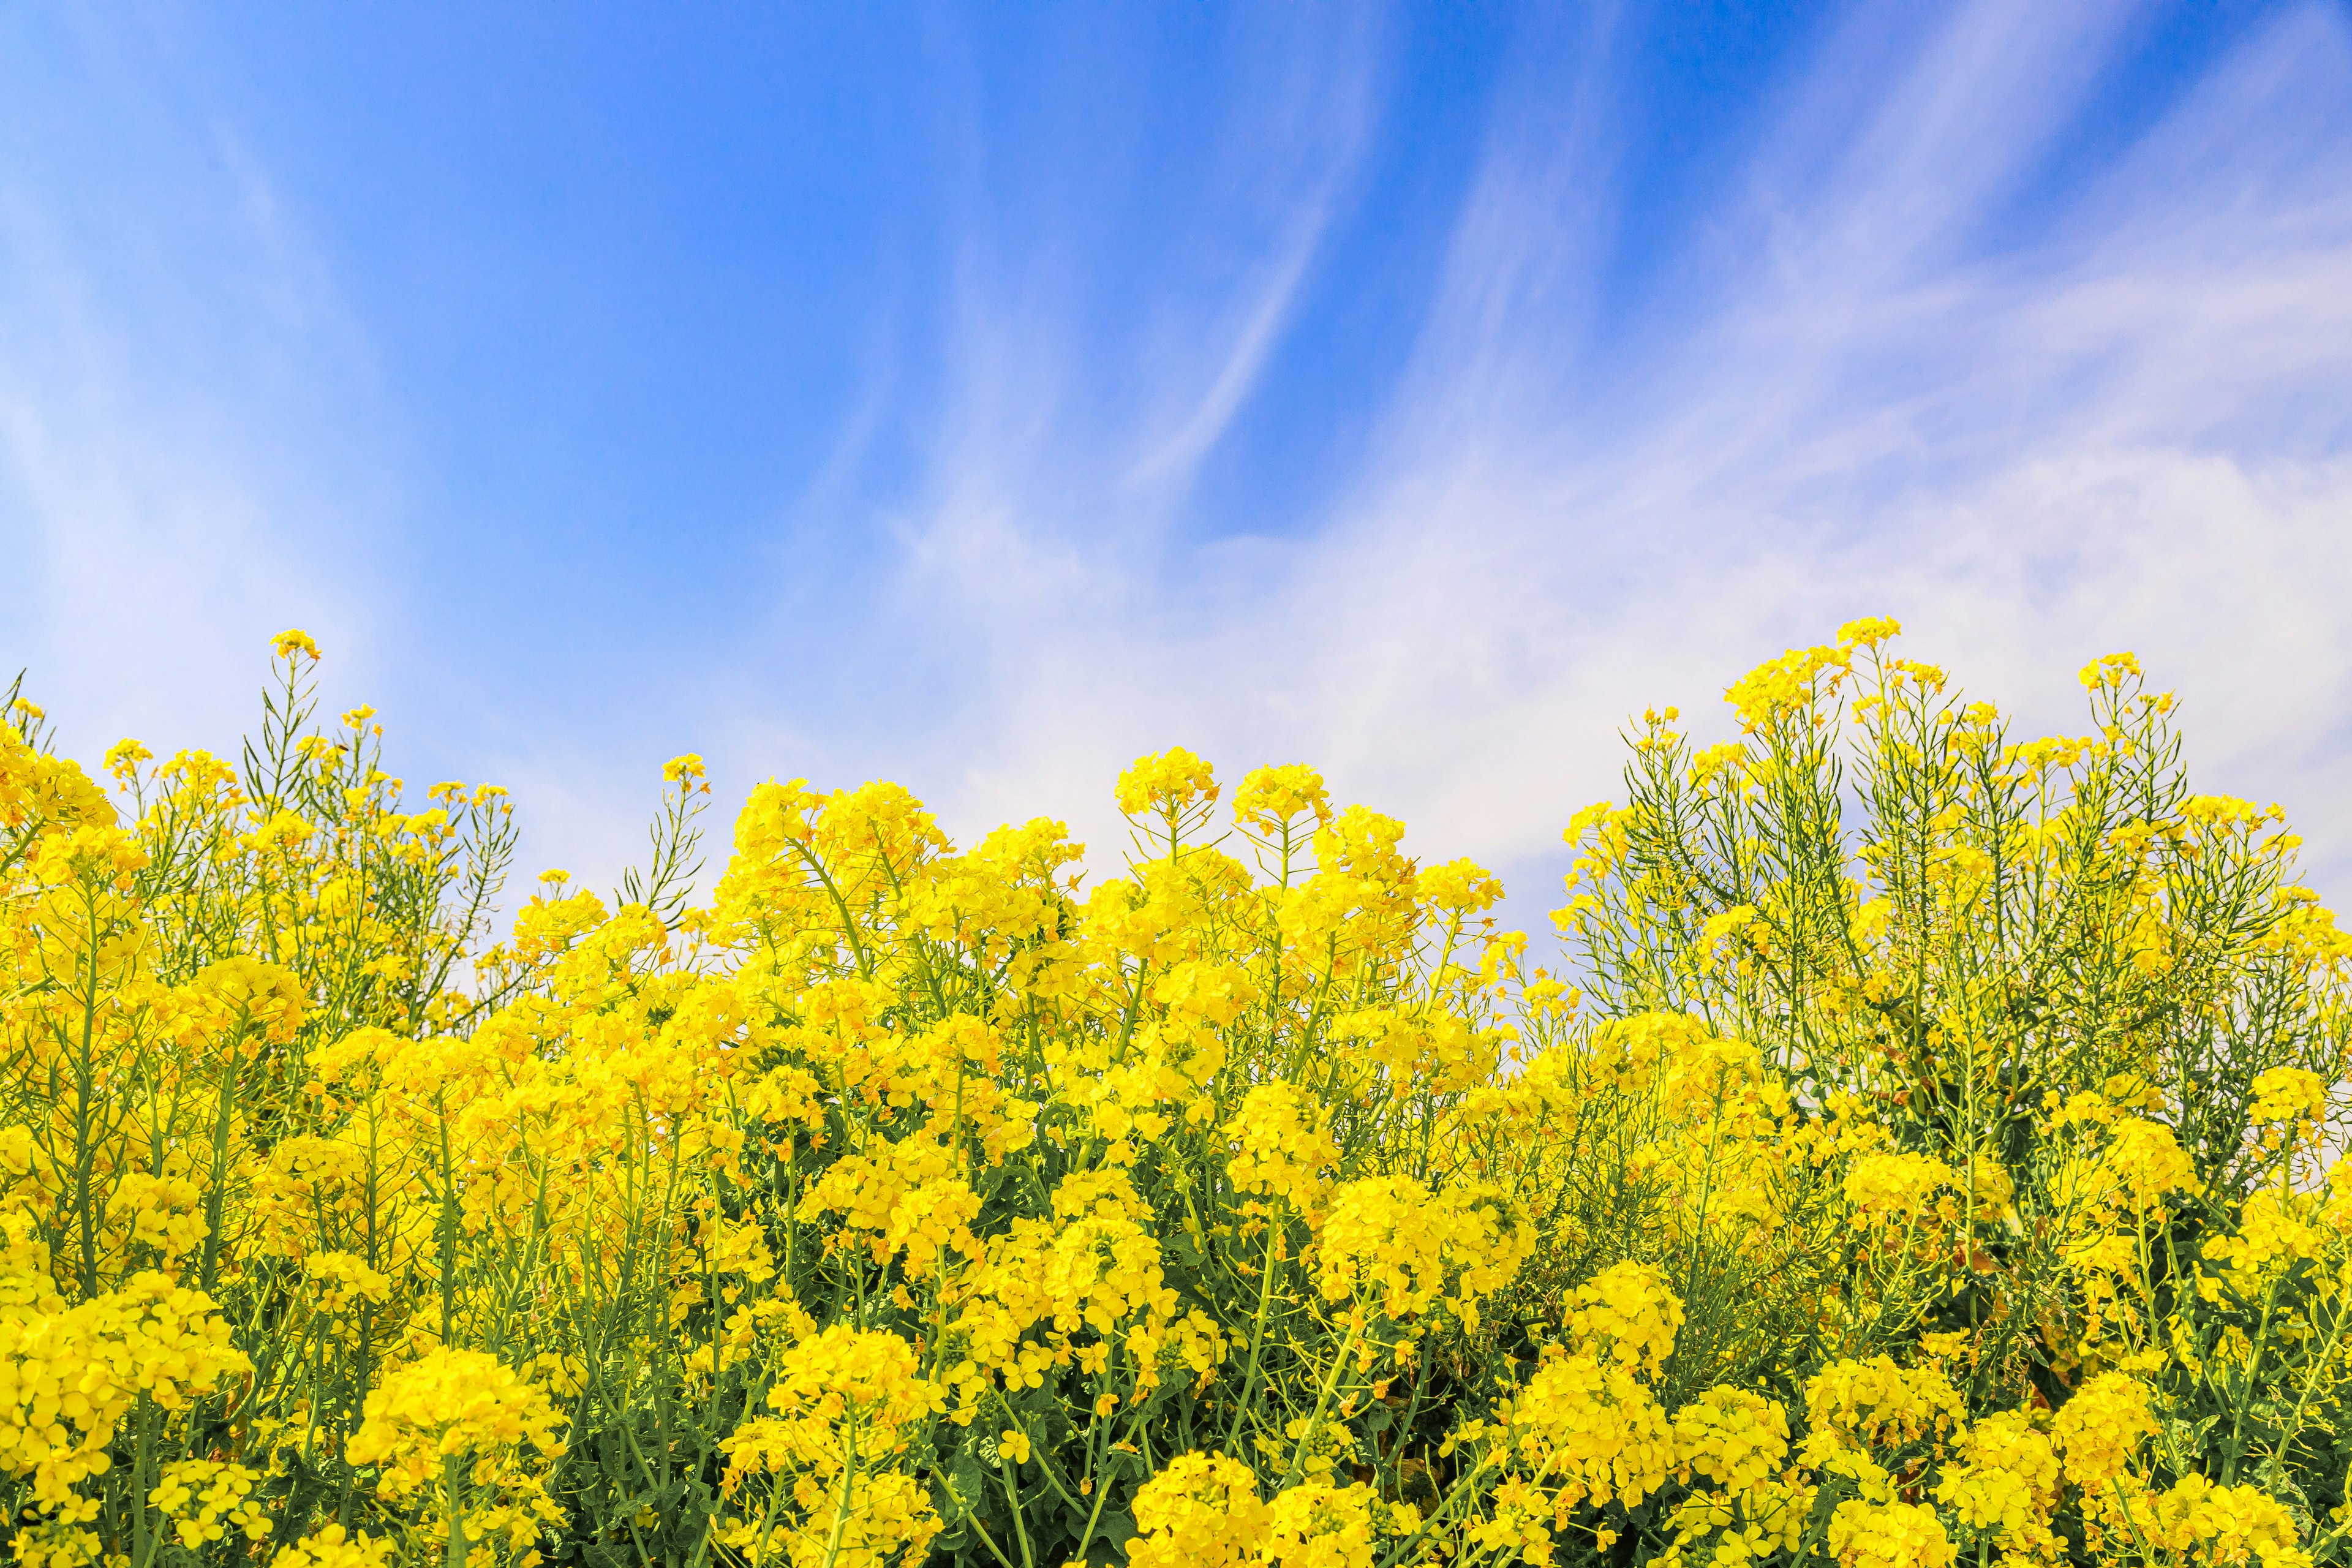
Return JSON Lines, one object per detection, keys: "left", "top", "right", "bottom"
{"left": 865, "top": 1, "right": 2352, "bottom": 926}
{"left": 1, "top": 2, "right": 2346, "bottom": 935}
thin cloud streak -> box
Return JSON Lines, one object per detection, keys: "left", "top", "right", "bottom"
{"left": 2, "top": 2, "right": 2346, "bottom": 940}
{"left": 1128, "top": 21, "right": 1382, "bottom": 489}
{"left": 870, "top": 2, "right": 2352, "bottom": 933}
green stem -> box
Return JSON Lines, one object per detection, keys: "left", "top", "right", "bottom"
{"left": 1281, "top": 1316, "right": 1366, "bottom": 1491}
{"left": 1223, "top": 1219, "right": 1286, "bottom": 1453}
{"left": 997, "top": 1436, "right": 1036, "bottom": 1568}
{"left": 444, "top": 1452, "right": 469, "bottom": 1568}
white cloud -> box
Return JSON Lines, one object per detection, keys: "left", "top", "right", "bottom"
{"left": 0, "top": 15, "right": 389, "bottom": 771}
{"left": 869, "top": 0, "right": 2352, "bottom": 935}
{"left": 6, "top": 1, "right": 2349, "bottom": 941}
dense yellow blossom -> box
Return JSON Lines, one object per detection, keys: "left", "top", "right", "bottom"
{"left": 2052, "top": 1373, "right": 2157, "bottom": 1491}
{"left": 1825, "top": 1498, "right": 1956, "bottom": 1568}
{"left": 0, "top": 628, "right": 2344, "bottom": 1567}
{"left": 271, "top": 1523, "right": 399, "bottom": 1568}
{"left": 1129, "top": 1452, "right": 1273, "bottom": 1567}
{"left": 149, "top": 1459, "right": 272, "bottom": 1548}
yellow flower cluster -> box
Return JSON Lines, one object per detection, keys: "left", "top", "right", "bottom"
{"left": 719, "top": 1327, "right": 947, "bottom": 1566}
{"left": 0, "top": 1272, "right": 249, "bottom": 1512}
{"left": 1128, "top": 1452, "right": 1377, "bottom": 1568}
{"left": 271, "top": 1522, "right": 398, "bottom": 1568}
{"left": 1315, "top": 1175, "right": 1528, "bottom": 1330}
{"left": 0, "top": 627, "right": 2346, "bottom": 1568}
{"left": 344, "top": 1348, "right": 566, "bottom": 1562}
{"left": 149, "top": 1458, "right": 272, "bottom": 1548}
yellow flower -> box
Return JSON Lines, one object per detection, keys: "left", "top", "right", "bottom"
{"left": 301, "top": 1251, "right": 394, "bottom": 1311}
{"left": 1842, "top": 1151, "right": 1953, "bottom": 1227}
{"left": 1725, "top": 643, "right": 1853, "bottom": 730}
{"left": 1825, "top": 1498, "right": 1954, "bottom": 1568}
{"left": 29, "top": 823, "right": 146, "bottom": 889}
{"left": 1419, "top": 857, "right": 1505, "bottom": 916}
{"left": 1128, "top": 1453, "right": 1268, "bottom": 1568}
{"left": 1316, "top": 1175, "right": 1529, "bottom": 1327}
{"left": 1838, "top": 616, "right": 1903, "bottom": 649}
{"left": 1264, "top": 1481, "right": 1378, "bottom": 1568}
{"left": 149, "top": 1459, "right": 271, "bottom": 1548}
{"left": 1506, "top": 1344, "right": 1675, "bottom": 1511}
{"left": 1933, "top": 1411, "right": 2058, "bottom": 1547}
{"left": 270, "top": 1523, "right": 397, "bottom": 1568}
{"left": 720, "top": 1325, "right": 943, "bottom": 1485}
{"left": 1699, "top": 904, "right": 1759, "bottom": 971}
{"left": 2250, "top": 1065, "right": 2325, "bottom": 1129}
{"left": 1673, "top": 1385, "right": 1790, "bottom": 1495}
{"left": 2142, "top": 1472, "right": 2309, "bottom": 1568}
{"left": 102, "top": 739, "right": 151, "bottom": 782}
{"left": 345, "top": 1348, "right": 566, "bottom": 1499}
{"left": 2077, "top": 650, "right": 2141, "bottom": 689}
{"left": 2051, "top": 1373, "right": 2155, "bottom": 1490}
{"left": 1232, "top": 763, "right": 1332, "bottom": 832}
{"left": 106, "top": 1172, "right": 207, "bottom": 1261}
{"left": 1225, "top": 1083, "right": 1336, "bottom": 1214}
{"left": 0, "top": 1273, "right": 249, "bottom": 1510}
{"left": 1802, "top": 1357, "right": 1964, "bottom": 1453}
{"left": 1116, "top": 747, "right": 1219, "bottom": 818}
{"left": 1568, "top": 1261, "right": 1684, "bottom": 1376}
{"left": 2099, "top": 1117, "right": 2198, "bottom": 1213}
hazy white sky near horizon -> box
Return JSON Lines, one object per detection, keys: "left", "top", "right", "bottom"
{"left": 4, "top": 2, "right": 2351, "bottom": 933}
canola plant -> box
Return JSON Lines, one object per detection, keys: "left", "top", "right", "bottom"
{"left": 1, "top": 620, "right": 2347, "bottom": 1568}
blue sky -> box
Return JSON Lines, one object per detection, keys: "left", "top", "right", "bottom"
{"left": 6, "top": 2, "right": 2352, "bottom": 919}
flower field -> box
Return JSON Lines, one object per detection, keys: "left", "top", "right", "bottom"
{"left": 4, "top": 619, "right": 2349, "bottom": 1568}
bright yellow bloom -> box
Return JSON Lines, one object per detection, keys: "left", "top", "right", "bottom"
{"left": 2141, "top": 1472, "right": 2310, "bottom": 1568}
{"left": 1825, "top": 1498, "right": 1954, "bottom": 1568}
{"left": 1117, "top": 747, "right": 1219, "bottom": 818}
{"left": 344, "top": 1349, "right": 565, "bottom": 1505}
{"left": 2051, "top": 1373, "right": 2155, "bottom": 1490}
{"left": 1225, "top": 1082, "right": 1336, "bottom": 1213}
{"left": 149, "top": 1460, "right": 271, "bottom": 1548}
{"left": 1129, "top": 1453, "right": 1269, "bottom": 1568}
{"left": 0, "top": 620, "right": 2338, "bottom": 1568}
{"left": 271, "top": 1523, "right": 398, "bottom": 1568}
{"left": 2250, "top": 1065, "right": 2325, "bottom": 1129}
{"left": 1232, "top": 763, "right": 1332, "bottom": 832}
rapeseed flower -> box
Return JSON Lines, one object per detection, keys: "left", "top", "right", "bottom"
{"left": 0, "top": 627, "right": 2337, "bottom": 1567}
